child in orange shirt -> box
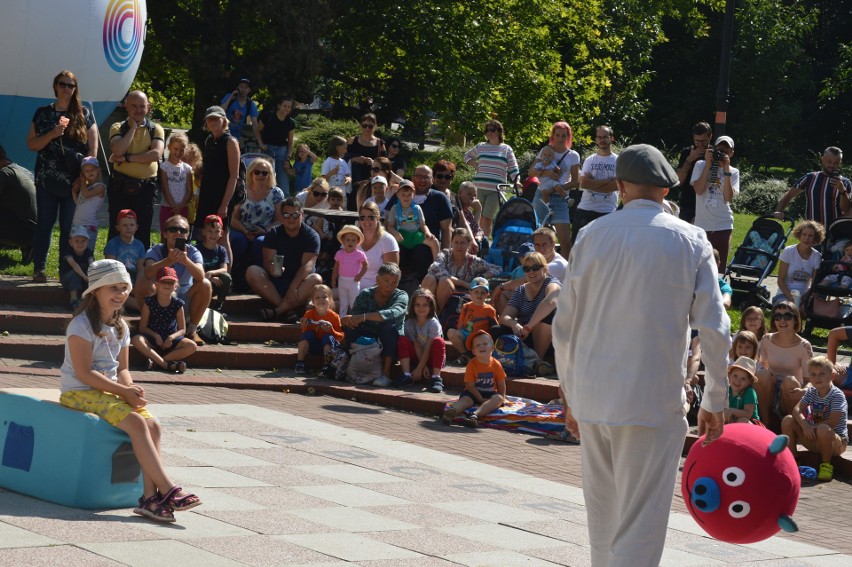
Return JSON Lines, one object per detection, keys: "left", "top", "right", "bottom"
{"left": 442, "top": 330, "right": 506, "bottom": 428}
{"left": 295, "top": 285, "right": 344, "bottom": 377}
{"left": 447, "top": 277, "right": 498, "bottom": 365}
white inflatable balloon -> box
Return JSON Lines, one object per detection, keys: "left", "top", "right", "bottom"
{"left": 0, "top": 0, "right": 147, "bottom": 170}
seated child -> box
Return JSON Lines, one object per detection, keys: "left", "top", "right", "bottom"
{"left": 363, "top": 175, "right": 389, "bottom": 210}
{"left": 131, "top": 266, "right": 197, "bottom": 373}
{"left": 447, "top": 277, "right": 498, "bottom": 365}
{"left": 532, "top": 145, "right": 561, "bottom": 205}
{"left": 104, "top": 209, "right": 147, "bottom": 311}
{"left": 332, "top": 225, "right": 368, "bottom": 317}
{"left": 386, "top": 181, "right": 440, "bottom": 260}
{"left": 195, "top": 214, "right": 231, "bottom": 311}
{"left": 818, "top": 241, "right": 852, "bottom": 289}
{"left": 71, "top": 156, "right": 106, "bottom": 251}
{"left": 60, "top": 260, "right": 201, "bottom": 523}
{"left": 61, "top": 226, "right": 95, "bottom": 310}
{"left": 781, "top": 355, "right": 849, "bottom": 482}
{"left": 729, "top": 330, "right": 759, "bottom": 365}
{"left": 442, "top": 330, "right": 506, "bottom": 428}
{"left": 724, "top": 356, "right": 761, "bottom": 424}
{"left": 457, "top": 181, "right": 484, "bottom": 242}
{"left": 397, "top": 288, "right": 446, "bottom": 392}
{"left": 295, "top": 284, "right": 343, "bottom": 377}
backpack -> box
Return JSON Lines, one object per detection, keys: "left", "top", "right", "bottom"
{"left": 196, "top": 308, "right": 229, "bottom": 344}
{"left": 346, "top": 337, "right": 382, "bottom": 384}
{"left": 438, "top": 292, "right": 471, "bottom": 338}
{"left": 492, "top": 334, "right": 539, "bottom": 377}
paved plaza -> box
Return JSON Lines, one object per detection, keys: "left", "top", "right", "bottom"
{"left": 0, "top": 371, "right": 850, "bottom": 567}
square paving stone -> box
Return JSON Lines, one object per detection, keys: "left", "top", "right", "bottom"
{"left": 292, "top": 484, "right": 410, "bottom": 507}
{"left": 278, "top": 532, "right": 423, "bottom": 561}
{"left": 288, "top": 506, "right": 418, "bottom": 532}
{"left": 164, "top": 448, "right": 277, "bottom": 467}
{"left": 360, "top": 504, "right": 479, "bottom": 529}
{"left": 0, "top": 544, "right": 125, "bottom": 567}
{"left": 188, "top": 535, "right": 343, "bottom": 566}
{"left": 94, "top": 509, "right": 256, "bottom": 540}
{"left": 293, "top": 463, "right": 411, "bottom": 484}
{"left": 166, "top": 466, "right": 272, "bottom": 488}
{"left": 81, "top": 539, "right": 245, "bottom": 567}
{"left": 196, "top": 509, "right": 331, "bottom": 535}
{"left": 171, "top": 431, "right": 279, "bottom": 449}
{"left": 368, "top": 527, "right": 497, "bottom": 556}
{"left": 429, "top": 501, "right": 551, "bottom": 523}
{"left": 0, "top": 520, "right": 59, "bottom": 548}
{"left": 442, "top": 550, "right": 564, "bottom": 566}
{"left": 437, "top": 523, "right": 566, "bottom": 551}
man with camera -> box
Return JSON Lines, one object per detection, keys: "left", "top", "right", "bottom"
{"left": 108, "top": 90, "right": 164, "bottom": 249}
{"left": 675, "top": 121, "right": 714, "bottom": 223}
{"left": 774, "top": 146, "right": 851, "bottom": 228}
{"left": 142, "top": 215, "right": 212, "bottom": 345}
{"left": 690, "top": 135, "right": 740, "bottom": 266}
{"left": 220, "top": 78, "right": 261, "bottom": 146}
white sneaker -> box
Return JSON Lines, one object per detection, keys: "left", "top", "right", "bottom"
{"left": 373, "top": 375, "right": 392, "bottom": 387}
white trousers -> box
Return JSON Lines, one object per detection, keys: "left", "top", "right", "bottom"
{"left": 578, "top": 411, "right": 688, "bottom": 567}
{"left": 337, "top": 276, "right": 360, "bottom": 317}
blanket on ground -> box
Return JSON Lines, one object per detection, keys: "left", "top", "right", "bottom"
{"left": 444, "top": 396, "right": 565, "bottom": 435}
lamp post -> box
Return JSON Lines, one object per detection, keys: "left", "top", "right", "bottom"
{"left": 714, "top": 0, "right": 736, "bottom": 137}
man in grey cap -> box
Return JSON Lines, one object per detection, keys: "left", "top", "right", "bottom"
{"left": 552, "top": 144, "right": 730, "bottom": 566}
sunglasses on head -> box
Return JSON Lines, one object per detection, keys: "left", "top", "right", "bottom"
{"left": 435, "top": 173, "right": 454, "bottom": 180}
{"left": 57, "top": 81, "right": 76, "bottom": 89}
{"left": 773, "top": 312, "right": 795, "bottom": 321}
{"left": 359, "top": 215, "right": 377, "bottom": 221}
{"left": 361, "top": 123, "right": 375, "bottom": 129}
{"left": 522, "top": 264, "right": 544, "bottom": 273}
{"left": 280, "top": 212, "right": 301, "bottom": 219}
{"left": 313, "top": 191, "right": 328, "bottom": 198}
{"left": 166, "top": 226, "right": 189, "bottom": 234}
{"left": 253, "top": 170, "right": 269, "bottom": 177}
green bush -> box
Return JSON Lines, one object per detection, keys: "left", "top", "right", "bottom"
{"left": 295, "top": 117, "right": 360, "bottom": 157}
{"left": 732, "top": 172, "right": 803, "bottom": 219}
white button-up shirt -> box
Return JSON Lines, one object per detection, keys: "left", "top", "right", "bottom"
{"left": 554, "top": 199, "right": 730, "bottom": 426}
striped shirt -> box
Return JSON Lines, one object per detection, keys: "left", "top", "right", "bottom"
{"left": 796, "top": 171, "right": 852, "bottom": 228}
{"left": 465, "top": 143, "right": 519, "bottom": 194}
{"left": 800, "top": 384, "right": 848, "bottom": 441}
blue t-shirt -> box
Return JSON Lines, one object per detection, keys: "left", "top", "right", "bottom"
{"left": 263, "top": 223, "right": 321, "bottom": 276}
{"left": 195, "top": 242, "right": 230, "bottom": 271}
{"left": 220, "top": 94, "right": 258, "bottom": 139}
{"left": 293, "top": 159, "right": 313, "bottom": 194}
{"left": 104, "top": 236, "right": 146, "bottom": 275}
{"left": 144, "top": 243, "right": 204, "bottom": 293}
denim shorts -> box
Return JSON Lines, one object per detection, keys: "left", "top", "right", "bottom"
{"left": 532, "top": 190, "right": 570, "bottom": 224}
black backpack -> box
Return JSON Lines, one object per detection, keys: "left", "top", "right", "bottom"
{"left": 438, "top": 292, "right": 471, "bottom": 338}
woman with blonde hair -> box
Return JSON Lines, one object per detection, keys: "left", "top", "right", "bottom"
{"left": 230, "top": 157, "right": 285, "bottom": 267}
{"left": 357, "top": 201, "right": 399, "bottom": 289}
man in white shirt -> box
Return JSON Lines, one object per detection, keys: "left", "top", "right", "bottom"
{"left": 553, "top": 144, "right": 730, "bottom": 567}
{"left": 573, "top": 125, "right": 619, "bottom": 244}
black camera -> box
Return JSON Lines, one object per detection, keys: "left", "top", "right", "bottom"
{"left": 712, "top": 147, "right": 726, "bottom": 161}
{"left": 174, "top": 237, "right": 186, "bottom": 251}
{"left": 829, "top": 169, "right": 841, "bottom": 179}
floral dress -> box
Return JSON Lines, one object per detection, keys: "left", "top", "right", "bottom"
{"left": 239, "top": 186, "right": 285, "bottom": 232}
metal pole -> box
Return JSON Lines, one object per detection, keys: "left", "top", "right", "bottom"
{"left": 714, "top": 0, "right": 736, "bottom": 137}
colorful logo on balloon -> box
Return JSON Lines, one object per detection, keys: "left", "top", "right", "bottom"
{"left": 102, "top": 0, "right": 143, "bottom": 72}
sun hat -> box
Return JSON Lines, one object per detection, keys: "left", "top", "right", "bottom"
{"left": 204, "top": 106, "right": 226, "bottom": 120}
{"left": 81, "top": 156, "right": 100, "bottom": 168}
{"left": 116, "top": 209, "right": 137, "bottom": 222}
{"left": 337, "top": 224, "right": 365, "bottom": 245}
{"left": 728, "top": 356, "right": 758, "bottom": 384}
{"left": 616, "top": 144, "right": 678, "bottom": 188}
{"left": 70, "top": 225, "right": 90, "bottom": 239}
{"left": 371, "top": 175, "right": 388, "bottom": 187}
{"left": 83, "top": 260, "right": 132, "bottom": 297}
{"left": 156, "top": 266, "right": 179, "bottom": 282}
{"left": 715, "top": 135, "right": 735, "bottom": 149}
{"left": 470, "top": 277, "right": 489, "bottom": 292}
{"left": 465, "top": 329, "right": 492, "bottom": 352}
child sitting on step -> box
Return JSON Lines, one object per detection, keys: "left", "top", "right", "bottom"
{"left": 442, "top": 330, "right": 506, "bottom": 428}
{"left": 60, "top": 259, "right": 202, "bottom": 523}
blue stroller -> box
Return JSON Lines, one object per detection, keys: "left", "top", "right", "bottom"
{"left": 485, "top": 197, "right": 541, "bottom": 276}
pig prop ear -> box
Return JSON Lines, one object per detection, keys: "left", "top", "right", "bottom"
{"left": 681, "top": 423, "right": 800, "bottom": 544}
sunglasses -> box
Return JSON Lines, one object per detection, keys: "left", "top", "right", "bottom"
{"left": 166, "top": 226, "right": 189, "bottom": 234}
{"left": 772, "top": 312, "right": 795, "bottom": 321}
{"left": 253, "top": 170, "right": 269, "bottom": 177}
{"left": 280, "top": 212, "right": 301, "bottom": 219}
{"left": 57, "top": 81, "right": 77, "bottom": 89}
{"left": 485, "top": 127, "right": 498, "bottom": 133}
{"left": 361, "top": 123, "right": 375, "bottom": 129}
{"left": 522, "top": 264, "right": 544, "bottom": 273}
{"left": 435, "top": 173, "right": 454, "bottom": 180}
{"left": 359, "top": 215, "right": 377, "bottom": 221}
{"left": 313, "top": 191, "right": 329, "bottom": 198}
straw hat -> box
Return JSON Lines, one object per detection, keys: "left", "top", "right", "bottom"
{"left": 337, "top": 224, "right": 365, "bottom": 245}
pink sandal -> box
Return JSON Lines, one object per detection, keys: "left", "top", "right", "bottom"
{"left": 157, "top": 485, "right": 202, "bottom": 511}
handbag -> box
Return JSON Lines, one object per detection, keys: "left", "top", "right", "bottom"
{"left": 812, "top": 295, "right": 841, "bottom": 319}
{"left": 346, "top": 337, "right": 383, "bottom": 384}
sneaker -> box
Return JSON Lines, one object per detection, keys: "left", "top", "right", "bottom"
{"left": 536, "top": 361, "right": 556, "bottom": 377}
{"left": 463, "top": 413, "right": 479, "bottom": 428}
{"left": 32, "top": 271, "right": 47, "bottom": 283}
{"left": 373, "top": 375, "right": 392, "bottom": 388}
{"left": 817, "top": 462, "right": 834, "bottom": 482}
{"left": 454, "top": 353, "right": 472, "bottom": 366}
{"left": 317, "top": 364, "right": 334, "bottom": 379}
{"left": 294, "top": 361, "right": 306, "bottom": 373}
{"left": 395, "top": 372, "right": 413, "bottom": 387}
{"left": 442, "top": 407, "right": 459, "bottom": 425}
{"left": 429, "top": 376, "right": 444, "bottom": 393}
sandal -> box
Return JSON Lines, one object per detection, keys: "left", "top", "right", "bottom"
{"left": 260, "top": 308, "right": 278, "bottom": 322}
{"left": 546, "top": 429, "right": 581, "bottom": 444}
{"left": 143, "top": 358, "right": 154, "bottom": 371}
{"left": 157, "top": 485, "right": 202, "bottom": 512}
{"left": 133, "top": 494, "right": 176, "bottom": 523}
{"left": 166, "top": 361, "right": 186, "bottom": 374}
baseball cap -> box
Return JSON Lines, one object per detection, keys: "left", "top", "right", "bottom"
{"left": 371, "top": 176, "right": 388, "bottom": 187}
{"left": 715, "top": 135, "right": 735, "bottom": 149}
{"left": 615, "top": 144, "right": 679, "bottom": 188}
{"left": 204, "top": 106, "right": 226, "bottom": 120}
{"left": 69, "top": 225, "right": 89, "bottom": 239}
{"left": 518, "top": 242, "right": 536, "bottom": 258}
{"left": 81, "top": 156, "right": 100, "bottom": 168}
{"left": 470, "top": 277, "right": 489, "bottom": 292}
{"left": 204, "top": 214, "right": 223, "bottom": 226}
{"left": 116, "top": 209, "right": 137, "bottom": 222}
{"left": 156, "top": 266, "right": 179, "bottom": 282}
{"left": 465, "top": 329, "right": 492, "bottom": 352}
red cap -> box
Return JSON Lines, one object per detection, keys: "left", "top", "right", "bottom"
{"left": 116, "top": 209, "right": 137, "bottom": 222}
{"left": 204, "top": 214, "right": 223, "bottom": 226}
{"left": 156, "top": 266, "right": 178, "bottom": 282}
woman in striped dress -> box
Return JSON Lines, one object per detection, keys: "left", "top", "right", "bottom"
{"left": 464, "top": 120, "right": 519, "bottom": 238}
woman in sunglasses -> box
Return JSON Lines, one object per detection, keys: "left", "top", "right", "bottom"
{"left": 355, "top": 157, "right": 402, "bottom": 209}
{"left": 464, "top": 119, "right": 519, "bottom": 238}
{"left": 27, "top": 70, "right": 98, "bottom": 283}
{"left": 755, "top": 300, "right": 813, "bottom": 429}
{"left": 230, "top": 157, "right": 285, "bottom": 269}
{"left": 494, "top": 251, "right": 561, "bottom": 362}
{"left": 385, "top": 136, "right": 406, "bottom": 177}
{"left": 346, "top": 113, "right": 384, "bottom": 210}
{"left": 356, "top": 201, "right": 399, "bottom": 290}
{"left": 422, "top": 227, "right": 500, "bottom": 312}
